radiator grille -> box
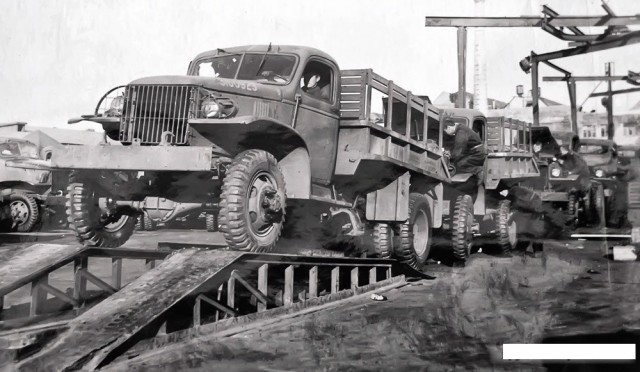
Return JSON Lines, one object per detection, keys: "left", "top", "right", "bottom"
{"left": 120, "top": 84, "right": 195, "bottom": 145}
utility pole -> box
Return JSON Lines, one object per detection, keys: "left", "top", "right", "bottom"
{"left": 605, "top": 62, "right": 614, "bottom": 139}
{"left": 456, "top": 27, "right": 467, "bottom": 108}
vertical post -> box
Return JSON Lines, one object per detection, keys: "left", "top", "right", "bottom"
{"left": 531, "top": 58, "right": 540, "bottom": 127}
{"left": 145, "top": 259, "right": 156, "bottom": 270}
{"left": 386, "top": 267, "right": 392, "bottom": 280}
{"left": 215, "top": 283, "right": 223, "bottom": 321}
{"left": 369, "top": 267, "right": 377, "bottom": 284}
{"left": 308, "top": 266, "right": 318, "bottom": 299}
{"left": 30, "top": 276, "right": 48, "bottom": 317}
{"left": 258, "top": 264, "right": 268, "bottom": 312}
{"left": 456, "top": 26, "right": 467, "bottom": 109}
{"left": 331, "top": 267, "right": 340, "bottom": 294}
{"left": 284, "top": 265, "right": 294, "bottom": 307}
{"left": 529, "top": 122, "right": 533, "bottom": 154}
{"left": 422, "top": 100, "right": 429, "bottom": 145}
{"left": 406, "top": 91, "right": 412, "bottom": 137}
{"left": 606, "top": 62, "right": 614, "bottom": 140}
{"left": 351, "top": 267, "right": 359, "bottom": 291}
{"left": 567, "top": 78, "right": 578, "bottom": 134}
{"left": 386, "top": 81, "right": 394, "bottom": 129}
{"left": 227, "top": 276, "right": 235, "bottom": 310}
{"left": 111, "top": 258, "right": 122, "bottom": 290}
{"left": 193, "top": 297, "right": 201, "bottom": 327}
{"left": 74, "top": 257, "right": 88, "bottom": 303}
{"left": 365, "top": 70, "right": 372, "bottom": 120}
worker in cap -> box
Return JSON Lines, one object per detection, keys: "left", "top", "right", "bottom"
{"left": 443, "top": 118, "right": 486, "bottom": 201}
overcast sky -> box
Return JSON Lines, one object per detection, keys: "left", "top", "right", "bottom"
{"left": 1, "top": 0, "right": 638, "bottom": 129}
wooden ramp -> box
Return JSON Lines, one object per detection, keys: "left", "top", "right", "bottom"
{"left": 11, "top": 247, "right": 429, "bottom": 371}
{"left": 15, "top": 248, "right": 241, "bottom": 371}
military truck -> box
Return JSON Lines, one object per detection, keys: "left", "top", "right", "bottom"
{"left": 0, "top": 131, "right": 66, "bottom": 232}
{"left": 41, "top": 45, "right": 458, "bottom": 268}
{"left": 525, "top": 128, "right": 606, "bottom": 229}
{"left": 436, "top": 110, "right": 539, "bottom": 262}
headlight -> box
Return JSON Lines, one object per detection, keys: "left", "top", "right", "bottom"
{"left": 595, "top": 169, "right": 605, "bottom": 178}
{"left": 551, "top": 168, "right": 561, "bottom": 177}
{"left": 201, "top": 98, "right": 220, "bottom": 118}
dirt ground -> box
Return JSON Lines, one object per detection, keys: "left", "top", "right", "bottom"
{"left": 2, "top": 231, "right": 640, "bottom": 371}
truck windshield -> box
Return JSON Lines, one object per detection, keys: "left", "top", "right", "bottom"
{"left": 194, "top": 53, "right": 297, "bottom": 85}
{"left": 0, "top": 141, "right": 39, "bottom": 158}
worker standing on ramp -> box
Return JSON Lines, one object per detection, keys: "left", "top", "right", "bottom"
{"left": 443, "top": 118, "right": 486, "bottom": 201}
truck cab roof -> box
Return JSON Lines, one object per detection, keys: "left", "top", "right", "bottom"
{"left": 191, "top": 45, "right": 339, "bottom": 69}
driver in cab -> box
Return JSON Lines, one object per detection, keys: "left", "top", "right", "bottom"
{"left": 302, "top": 73, "right": 330, "bottom": 101}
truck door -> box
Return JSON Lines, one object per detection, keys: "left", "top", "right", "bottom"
{"left": 295, "top": 58, "right": 340, "bottom": 185}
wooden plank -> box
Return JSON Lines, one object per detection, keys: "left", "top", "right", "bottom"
{"left": 198, "top": 294, "right": 238, "bottom": 317}
{"left": 193, "top": 297, "right": 201, "bottom": 326}
{"left": 30, "top": 276, "right": 48, "bottom": 317}
{"left": 340, "top": 102, "right": 362, "bottom": 110}
{"left": 73, "top": 257, "right": 88, "bottom": 302}
{"left": 257, "top": 264, "right": 268, "bottom": 312}
{"left": 231, "top": 270, "right": 269, "bottom": 308}
{"left": 78, "top": 270, "right": 117, "bottom": 294}
{"left": 111, "top": 258, "right": 122, "bottom": 290}
{"left": 351, "top": 267, "right": 359, "bottom": 291}
{"left": 386, "top": 81, "right": 394, "bottom": 129}
{"left": 145, "top": 259, "right": 156, "bottom": 270}
{"left": 365, "top": 70, "right": 372, "bottom": 120}
{"left": 369, "top": 267, "right": 377, "bottom": 284}
{"left": 284, "top": 265, "right": 294, "bottom": 307}
{"left": 340, "top": 85, "right": 363, "bottom": 93}
{"left": 405, "top": 91, "right": 412, "bottom": 137}
{"left": 227, "top": 276, "right": 235, "bottom": 310}
{"left": 309, "top": 266, "right": 318, "bottom": 299}
{"left": 38, "top": 282, "right": 79, "bottom": 308}
{"left": 331, "top": 267, "right": 340, "bottom": 294}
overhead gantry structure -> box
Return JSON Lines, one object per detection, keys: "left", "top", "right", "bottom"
{"left": 543, "top": 66, "right": 640, "bottom": 138}
{"left": 425, "top": 1, "right": 640, "bottom": 135}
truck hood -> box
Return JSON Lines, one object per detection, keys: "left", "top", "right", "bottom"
{"left": 129, "top": 76, "right": 283, "bottom": 101}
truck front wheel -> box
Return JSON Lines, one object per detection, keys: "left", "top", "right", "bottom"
{"left": 66, "top": 173, "right": 137, "bottom": 247}
{"left": 5, "top": 191, "right": 41, "bottom": 232}
{"left": 219, "top": 150, "right": 286, "bottom": 252}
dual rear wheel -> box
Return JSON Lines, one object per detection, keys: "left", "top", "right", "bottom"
{"left": 371, "top": 193, "right": 433, "bottom": 270}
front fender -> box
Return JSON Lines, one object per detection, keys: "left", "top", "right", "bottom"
{"left": 190, "top": 116, "right": 312, "bottom": 199}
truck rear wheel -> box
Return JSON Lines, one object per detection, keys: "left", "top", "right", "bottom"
{"left": 218, "top": 150, "right": 286, "bottom": 252}
{"left": 66, "top": 172, "right": 137, "bottom": 247}
{"left": 496, "top": 200, "right": 517, "bottom": 254}
{"left": 394, "top": 193, "right": 432, "bottom": 269}
{"left": 452, "top": 194, "right": 473, "bottom": 262}
{"left": 372, "top": 223, "right": 392, "bottom": 259}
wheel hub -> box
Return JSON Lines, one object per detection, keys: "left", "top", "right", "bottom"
{"left": 247, "top": 173, "right": 283, "bottom": 236}
{"left": 10, "top": 201, "right": 30, "bottom": 225}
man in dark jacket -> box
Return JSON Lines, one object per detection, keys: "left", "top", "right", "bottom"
{"left": 443, "top": 119, "right": 486, "bottom": 200}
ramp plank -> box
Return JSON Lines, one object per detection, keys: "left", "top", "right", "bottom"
{"left": 17, "top": 248, "right": 241, "bottom": 371}
{"left": 0, "top": 244, "right": 87, "bottom": 296}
